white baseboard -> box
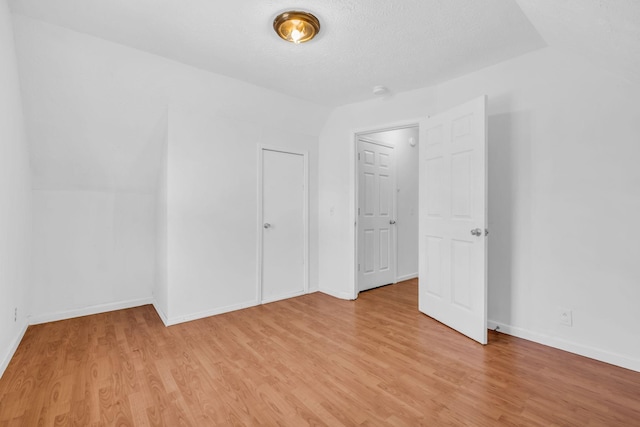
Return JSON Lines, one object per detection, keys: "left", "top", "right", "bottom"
{"left": 488, "top": 320, "right": 640, "bottom": 373}
{"left": 152, "top": 300, "right": 170, "bottom": 326}
{"left": 396, "top": 273, "right": 418, "bottom": 282}
{"left": 262, "top": 290, "right": 306, "bottom": 305}
{"left": 8, "top": 297, "right": 639, "bottom": 379}
{"left": 160, "top": 300, "right": 259, "bottom": 326}
{"left": 29, "top": 297, "right": 154, "bottom": 325}
{"left": 0, "top": 321, "right": 29, "bottom": 379}
{"left": 319, "top": 288, "right": 356, "bottom": 300}
{"left": 154, "top": 289, "right": 324, "bottom": 326}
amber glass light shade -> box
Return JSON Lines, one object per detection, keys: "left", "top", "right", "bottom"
{"left": 273, "top": 11, "right": 320, "bottom": 44}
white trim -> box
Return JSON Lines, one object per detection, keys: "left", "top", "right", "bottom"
{"left": 261, "top": 290, "right": 306, "bottom": 305}
{"left": 257, "top": 145, "right": 310, "bottom": 304}
{"left": 488, "top": 320, "right": 640, "bottom": 373}
{"left": 357, "top": 136, "right": 395, "bottom": 149}
{"left": 319, "top": 288, "right": 356, "bottom": 300}
{"left": 353, "top": 120, "right": 424, "bottom": 137}
{"left": 303, "top": 151, "right": 310, "bottom": 296}
{"left": 257, "top": 145, "right": 263, "bottom": 304}
{"left": 152, "top": 300, "right": 170, "bottom": 327}
{"left": 0, "top": 322, "right": 28, "bottom": 379}
{"left": 28, "top": 297, "right": 154, "bottom": 325}
{"left": 161, "top": 300, "right": 259, "bottom": 326}
{"left": 396, "top": 273, "right": 418, "bottom": 282}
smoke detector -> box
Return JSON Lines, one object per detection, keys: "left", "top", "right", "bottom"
{"left": 372, "top": 86, "right": 388, "bottom": 96}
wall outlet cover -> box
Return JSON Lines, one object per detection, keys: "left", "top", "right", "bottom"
{"left": 558, "top": 307, "right": 573, "bottom": 326}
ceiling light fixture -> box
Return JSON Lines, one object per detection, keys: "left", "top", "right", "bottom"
{"left": 273, "top": 11, "right": 320, "bottom": 44}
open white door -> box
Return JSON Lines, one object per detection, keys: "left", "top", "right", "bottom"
{"left": 418, "top": 96, "right": 488, "bottom": 344}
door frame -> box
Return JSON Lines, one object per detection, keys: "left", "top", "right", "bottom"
{"left": 353, "top": 122, "right": 419, "bottom": 298}
{"left": 257, "top": 145, "right": 309, "bottom": 304}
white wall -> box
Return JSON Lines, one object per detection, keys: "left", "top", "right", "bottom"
{"left": 12, "top": 15, "right": 329, "bottom": 325}
{"left": 14, "top": 15, "right": 167, "bottom": 322}
{"left": 30, "top": 191, "right": 155, "bottom": 322}
{"left": 318, "top": 88, "right": 438, "bottom": 299}
{"left": 0, "top": 0, "right": 32, "bottom": 377}
{"left": 153, "top": 115, "right": 169, "bottom": 322}
{"left": 436, "top": 47, "right": 640, "bottom": 371}
{"left": 364, "top": 127, "right": 419, "bottom": 282}
{"left": 319, "top": 47, "right": 640, "bottom": 371}
{"left": 165, "top": 105, "right": 320, "bottom": 324}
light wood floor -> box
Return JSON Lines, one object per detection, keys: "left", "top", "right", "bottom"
{"left": 1, "top": 279, "right": 639, "bottom": 426}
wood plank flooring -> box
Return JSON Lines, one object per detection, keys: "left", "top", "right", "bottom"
{"left": 1, "top": 279, "right": 639, "bottom": 426}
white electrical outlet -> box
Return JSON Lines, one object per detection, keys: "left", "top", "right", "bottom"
{"left": 558, "top": 307, "right": 572, "bottom": 326}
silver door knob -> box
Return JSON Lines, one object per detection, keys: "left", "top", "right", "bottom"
{"left": 263, "top": 223, "right": 271, "bottom": 229}
{"left": 470, "top": 228, "right": 482, "bottom": 236}
{"left": 390, "top": 220, "right": 396, "bottom": 225}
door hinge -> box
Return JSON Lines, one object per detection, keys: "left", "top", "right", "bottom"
{"left": 358, "top": 152, "right": 361, "bottom": 161}
{"left": 358, "top": 207, "right": 360, "bottom": 215}
{"left": 358, "top": 264, "right": 360, "bottom": 271}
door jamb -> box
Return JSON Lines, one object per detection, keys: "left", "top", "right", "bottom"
{"left": 257, "top": 145, "right": 309, "bottom": 304}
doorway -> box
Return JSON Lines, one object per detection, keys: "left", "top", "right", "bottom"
{"left": 352, "top": 96, "right": 488, "bottom": 345}
{"left": 258, "top": 147, "right": 308, "bottom": 304}
{"left": 355, "top": 126, "right": 419, "bottom": 294}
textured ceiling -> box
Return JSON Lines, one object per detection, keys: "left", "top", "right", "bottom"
{"left": 516, "top": 0, "right": 640, "bottom": 86}
{"left": 9, "top": 0, "right": 547, "bottom": 106}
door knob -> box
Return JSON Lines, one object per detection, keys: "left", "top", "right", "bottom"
{"left": 263, "top": 223, "right": 271, "bottom": 229}
{"left": 390, "top": 220, "right": 396, "bottom": 225}
{"left": 470, "top": 228, "right": 482, "bottom": 236}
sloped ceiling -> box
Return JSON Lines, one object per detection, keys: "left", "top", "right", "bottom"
{"left": 9, "top": 1, "right": 640, "bottom": 106}
{"left": 9, "top": 1, "right": 640, "bottom": 193}
{"left": 516, "top": 0, "right": 640, "bottom": 86}
{"left": 9, "top": 0, "right": 547, "bottom": 107}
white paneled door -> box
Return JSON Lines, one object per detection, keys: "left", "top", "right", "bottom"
{"left": 419, "top": 96, "right": 488, "bottom": 344}
{"left": 260, "top": 148, "right": 307, "bottom": 303}
{"left": 358, "top": 138, "right": 396, "bottom": 292}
